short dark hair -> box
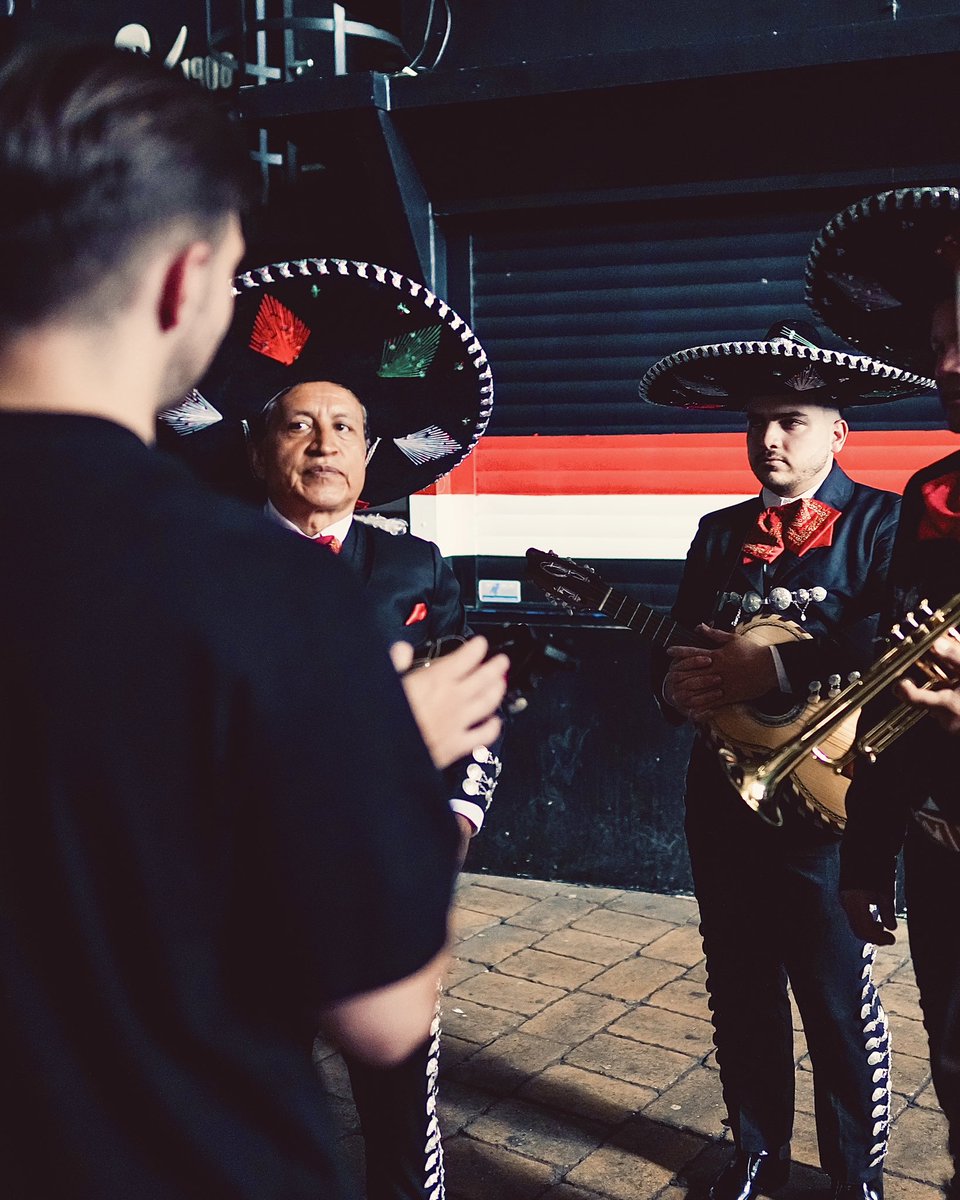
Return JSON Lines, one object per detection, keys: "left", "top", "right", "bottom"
{"left": 0, "top": 42, "right": 252, "bottom": 339}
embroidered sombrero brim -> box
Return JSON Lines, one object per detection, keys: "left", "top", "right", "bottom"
{"left": 805, "top": 186, "right": 960, "bottom": 376}
{"left": 157, "top": 258, "right": 494, "bottom": 507}
{"left": 639, "top": 337, "right": 934, "bottom": 409}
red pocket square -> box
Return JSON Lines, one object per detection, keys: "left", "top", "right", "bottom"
{"left": 404, "top": 602, "right": 428, "bottom": 626}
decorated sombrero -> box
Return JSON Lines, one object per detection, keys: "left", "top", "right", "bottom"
{"left": 805, "top": 186, "right": 960, "bottom": 376}
{"left": 638, "top": 319, "right": 934, "bottom": 409}
{"left": 157, "top": 257, "right": 494, "bottom": 506}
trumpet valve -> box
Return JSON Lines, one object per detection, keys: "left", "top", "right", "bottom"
{"left": 807, "top": 679, "right": 823, "bottom": 702}
{"left": 827, "top": 673, "right": 842, "bottom": 698}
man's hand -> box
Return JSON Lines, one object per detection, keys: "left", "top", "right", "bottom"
{"left": 897, "top": 633, "right": 960, "bottom": 735}
{"left": 664, "top": 625, "right": 778, "bottom": 720}
{"left": 392, "top": 637, "right": 507, "bottom": 770}
{"left": 839, "top": 887, "right": 898, "bottom": 946}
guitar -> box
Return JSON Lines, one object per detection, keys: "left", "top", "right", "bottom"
{"left": 408, "top": 624, "right": 571, "bottom": 716}
{"left": 525, "top": 547, "right": 857, "bottom": 831}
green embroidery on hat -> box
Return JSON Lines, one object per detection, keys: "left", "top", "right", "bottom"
{"left": 378, "top": 325, "right": 443, "bottom": 379}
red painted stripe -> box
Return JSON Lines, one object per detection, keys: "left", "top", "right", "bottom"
{"left": 423, "top": 431, "right": 959, "bottom": 496}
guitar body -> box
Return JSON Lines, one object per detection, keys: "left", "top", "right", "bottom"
{"left": 525, "top": 547, "right": 855, "bottom": 832}
{"left": 705, "top": 616, "right": 853, "bottom": 831}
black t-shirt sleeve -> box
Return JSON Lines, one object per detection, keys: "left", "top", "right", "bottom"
{"left": 233, "top": 543, "right": 457, "bottom": 1007}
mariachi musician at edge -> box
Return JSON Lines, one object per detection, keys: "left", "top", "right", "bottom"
{"left": 640, "top": 320, "right": 935, "bottom": 1200}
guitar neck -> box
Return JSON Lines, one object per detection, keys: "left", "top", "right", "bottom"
{"left": 597, "top": 587, "right": 707, "bottom": 649}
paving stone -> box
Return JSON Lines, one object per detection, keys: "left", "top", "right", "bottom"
{"left": 442, "top": 996, "right": 524, "bottom": 1045}
{"left": 450, "top": 970, "right": 566, "bottom": 1017}
{"left": 463, "top": 872, "right": 563, "bottom": 899}
{"left": 456, "top": 882, "right": 540, "bottom": 918}
{"left": 506, "top": 895, "right": 601, "bottom": 933}
{"left": 534, "top": 927, "right": 638, "bottom": 966}
{"left": 518, "top": 1063, "right": 657, "bottom": 1125}
{"left": 881, "top": 979, "right": 925, "bottom": 1023}
{"left": 446, "top": 1030, "right": 566, "bottom": 1092}
{"left": 466, "top": 1097, "right": 606, "bottom": 1168}
{"left": 452, "top": 905, "right": 501, "bottom": 939}
{"left": 914, "top": 1081, "right": 943, "bottom": 1110}
{"left": 890, "top": 1049, "right": 933, "bottom": 1099}
{"left": 445, "top": 957, "right": 488, "bottom": 987}
{"left": 566, "top": 1122, "right": 707, "bottom": 1200}
{"left": 889, "top": 957, "right": 917, "bottom": 987}
{"left": 571, "top": 908, "right": 675, "bottom": 946}
{"left": 566, "top": 1032, "right": 698, "bottom": 1091}
{"left": 644, "top": 977, "right": 712, "bottom": 1021}
{"left": 311, "top": 1037, "right": 338, "bottom": 1065}
{"left": 640, "top": 925, "right": 706, "bottom": 968}
{"left": 316, "top": 1051, "right": 353, "bottom": 1101}
{"left": 607, "top": 1005, "right": 715, "bottom": 1058}
{"left": 873, "top": 941, "right": 912, "bottom": 985}
{"left": 539, "top": 1184, "right": 610, "bottom": 1200}
{"left": 439, "top": 1033, "right": 481, "bottom": 1074}
{"left": 441, "top": 1134, "right": 558, "bottom": 1200}
{"left": 555, "top": 884, "right": 625, "bottom": 904}
{"left": 883, "top": 1176, "right": 945, "bottom": 1200}
{"left": 456, "top": 924, "right": 541, "bottom": 966}
{"left": 885, "top": 1103, "right": 953, "bottom": 1185}
{"left": 890, "top": 1013, "right": 932, "bottom": 1060}
{"left": 640, "top": 1064, "right": 728, "bottom": 1138}
{"left": 789, "top": 1108, "right": 822, "bottom": 1173}
{"left": 520, "top": 992, "right": 628, "bottom": 1045}
{"left": 606, "top": 891, "right": 699, "bottom": 925}
{"left": 438, "top": 1080, "right": 497, "bottom": 1136}
{"left": 685, "top": 961, "right": 709, "bottom": 984}
{"left": 583, "top": 956, "right": 686, "bottom": 1002}
{"left": 498, "top": 947, "right": 606, "bottom": 990}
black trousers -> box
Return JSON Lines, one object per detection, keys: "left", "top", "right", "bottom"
{"left": 684, "top": 745, "right": 890, "bottom": 1186}
{"left": 343, "top": 1011, "right": 443, "bottom": 1200}
{"left": 904, "top": 822, "right": 960, "bottom": 1186}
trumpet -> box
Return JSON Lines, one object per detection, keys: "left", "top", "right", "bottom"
{"left": 718, "top": 592, "right": 960, "bottom": 826}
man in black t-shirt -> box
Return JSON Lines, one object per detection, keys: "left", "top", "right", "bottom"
{"left": 0, "top": 44, "right": 505, "bottom": 1200}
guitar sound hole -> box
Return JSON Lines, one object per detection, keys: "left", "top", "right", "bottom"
{"left": 749, "top": 688, "right": 804, "bottom": 727}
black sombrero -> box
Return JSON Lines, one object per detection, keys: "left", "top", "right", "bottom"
{"left": 638, "top": 319, "right": 934, "bottom": 409}
{"left": 157, "top": 258, "right": 494, "bottom": 506}
{"left": 805, "top": 186, "right": 960, "bottom": 376}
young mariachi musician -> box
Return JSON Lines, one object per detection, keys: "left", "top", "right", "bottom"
{"left": 640, "top": 320, "right": 934, "bottom": 1200}
{"left": 160, "top": 260, "right": 501, "bottom": 1200}
{"left": 806, "top": 185, "right": 960, "bottom": 1200}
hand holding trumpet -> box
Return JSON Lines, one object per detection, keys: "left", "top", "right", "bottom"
{"left": 896, "top": 632, "right": 960, "bottom": 735}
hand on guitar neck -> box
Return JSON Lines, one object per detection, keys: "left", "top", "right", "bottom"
{"left": 664, "top": 624, "right": 780, "bottom": 721}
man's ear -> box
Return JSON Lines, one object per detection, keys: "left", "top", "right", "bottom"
{"left": 832, "top": 415, "right": 850, "bottom": 454}
{"left": 248, "top": 435, "right": 266, "bottom": 481}
{"left": 157, "top": 241, "right": 214, "bottom": 332}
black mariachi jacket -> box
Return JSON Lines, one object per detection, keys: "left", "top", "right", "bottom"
{"left": 339, "top": 515, "right": 501, "bottom": 832}
{"left": 659, "top": 461, "right": 900, "bottom": 712}
{"left": 841, "top": 448, "right": 960, "bottom": 893}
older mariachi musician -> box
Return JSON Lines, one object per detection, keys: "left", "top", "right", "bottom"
{"left": 641, "top": 320, "right": 933, "bottom": 1200}
{"left": 160, "top": 259, "right": 499, "bottom": 1200}
{"left": 806, "top": 186, "right": 960, "bottom": 1200}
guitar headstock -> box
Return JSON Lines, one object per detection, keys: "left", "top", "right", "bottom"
{"left": 525, "top": 547, "right": 609, "bottom": 615}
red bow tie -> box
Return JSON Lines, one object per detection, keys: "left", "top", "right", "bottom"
{"left": 313, "top": 534, "right": 341, "bottom": 554}
{"left": 918, "top": 470, "right": 960, "bottom": 541}
{"left": 742, "top": 497, "right": 841, "bottom": 565}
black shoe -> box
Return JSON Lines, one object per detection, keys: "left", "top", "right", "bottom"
{"left": 708, "top": 1151, "right": 790, "bottom": 1200}
{"left": 830, "top": 1185, "right": 882, "bottom": 1200}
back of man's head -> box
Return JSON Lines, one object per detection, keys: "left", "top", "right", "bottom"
{"left": 0, "top": 42, "right": 251, "bottom": 343}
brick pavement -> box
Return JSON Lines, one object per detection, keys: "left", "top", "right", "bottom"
{"left": 317, "top": 872, "right": 951, "bottom": 1200}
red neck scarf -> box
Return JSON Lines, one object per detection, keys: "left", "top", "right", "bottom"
{"left": 918, "top": 470, "right": 960, "bottom": 541}
{"left": 742, "top": 496, "right": 841, "bottom": 565}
